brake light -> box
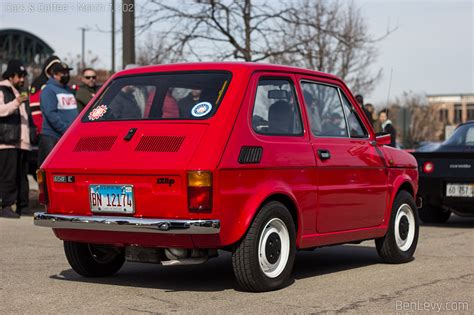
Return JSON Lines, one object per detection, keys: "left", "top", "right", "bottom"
{"left": 36, "top": 169, "right": 49, "bottom": 205}
{"left": 188, "top": 171, "right": 212, "bottom": 212}
{"left": 423, "top": 161, "right": 434, "bottom": 174}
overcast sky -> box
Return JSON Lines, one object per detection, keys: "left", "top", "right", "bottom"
{"left": 0, "top": 0, "right": 472, "bottom": 105}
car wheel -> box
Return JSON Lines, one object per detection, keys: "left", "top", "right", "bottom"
{"left": 64, "top": 241, "right": 125, "bottom": 277}
{"left": 375, "top": 191, "right": 419, "bottom": 264}
{"left": 232, "top": 201, "right": 296, "bottom": 292}
{"left": 418, "top": 206, "right": 451, "bottom": 223}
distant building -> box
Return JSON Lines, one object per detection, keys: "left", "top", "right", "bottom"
{"left": 427, "top": 93, "right": 474, "bottom": 125}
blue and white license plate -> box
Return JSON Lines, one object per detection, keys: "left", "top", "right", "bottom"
{"left": 89, "top": 185, "right": 135, "bottom": 213}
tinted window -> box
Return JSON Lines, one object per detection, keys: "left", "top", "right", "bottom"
{"left": 301, "top": 82, "right": 347, "bottom": 137}
{"left": 252, "top": 79, "right": 303, "bottom": 136}
{"left": 82, "top": 72, "right": 230, "bottom": 121}
{"left": 340, "top": 92, "right": 368, "bottom": 138}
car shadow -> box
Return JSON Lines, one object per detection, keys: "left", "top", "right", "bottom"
{"left": 293, "top": 244, "right": 381, "bottom": 280}
{"left": 49, "top": 244, "right": 382, "bottom": 292}
{"left": 420, "top": 214, "right": 474, "bottom": 229}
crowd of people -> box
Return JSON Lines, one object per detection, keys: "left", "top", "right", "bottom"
{"left": 0, "top": 57, "right": 99, "bottom": 218}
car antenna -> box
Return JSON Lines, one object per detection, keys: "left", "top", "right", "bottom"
{"left": 385, "top": 68, "right": 393, "bottom": 113}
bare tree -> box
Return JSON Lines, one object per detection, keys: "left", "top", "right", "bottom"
{"left": 136, "top": 33, "right": 184, "bottom": 65}
{"left": 63, "top": 50, "right": 101, "bottom": 74}
{"left": 136, "top": 0, "right": 392, "bottom": 94}
{"left": 272, "top": 0, "right": 394, "bottom": 94}
{"left": 386, "top": 92, "right": 444, "bottom": 148}
{"left": 137, "top": 0, "right": 298, "bottom": 62}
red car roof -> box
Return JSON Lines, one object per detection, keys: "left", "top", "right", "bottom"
{"left": 116, "top": 62, "right": 341, "bottom": 82}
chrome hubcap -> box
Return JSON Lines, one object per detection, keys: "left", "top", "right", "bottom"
{"left": 258, "top": 218, "right": 290, "bottom": 278}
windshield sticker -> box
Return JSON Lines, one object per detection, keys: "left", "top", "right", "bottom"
{"left": 88, "top": 104, "right": 108, "bottom": 121}
{"left": 191, "top": 102, "right": 213, "bottom": 117}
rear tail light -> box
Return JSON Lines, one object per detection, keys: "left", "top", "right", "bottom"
{"left": 36, "top": 169, "right": 49, "bottom": 205}
{"left": 422, "top": 161, "right": 434, "bottom": 174}
{"left": 187, "top": 171, "right": 212, "bottom": 212}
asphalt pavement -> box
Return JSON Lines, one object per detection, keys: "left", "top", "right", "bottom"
{"left": 1, "top": 207, "right": 472, "bottom": 314}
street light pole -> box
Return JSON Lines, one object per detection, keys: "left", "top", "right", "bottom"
{"left": 79, "top": 27, "right": 89, "bottom": 70}
{"left": 122, "top": 0, "right": 135, "bottom": 68}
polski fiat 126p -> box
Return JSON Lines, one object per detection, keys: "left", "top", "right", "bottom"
{"left": 34, "top": 63, "right": 419, "bottom": 292}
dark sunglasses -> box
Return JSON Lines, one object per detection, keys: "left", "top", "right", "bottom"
{"left": 84, "top": 76, "right": 96, "bottom": 80}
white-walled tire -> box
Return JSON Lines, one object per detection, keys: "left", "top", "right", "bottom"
{"left": 376, "top": 191, "right": 419, "bottom": 263}
{"left": 232, "top": 201, "right": 296, "bottom": 292}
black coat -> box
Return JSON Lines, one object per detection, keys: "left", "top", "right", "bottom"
{"left": 383, "top": 123, "right": 397, "bottom": 147}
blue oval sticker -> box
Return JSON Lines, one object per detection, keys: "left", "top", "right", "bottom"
{"left": 191, "top": 102, "right": 213, "bottom": 117}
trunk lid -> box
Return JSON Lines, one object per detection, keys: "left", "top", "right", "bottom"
{"left": 44, "top": 121, "right": 210, "bottom": 217}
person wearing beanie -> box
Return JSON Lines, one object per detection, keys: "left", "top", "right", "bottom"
{"left": 38, "top": 62, "right": 78, "bottom": 167}
{"left": 0, "top": 60, "right": 33, "bottom": 218}
{"left": 29, "top": 55, "right": 61, "bottom": 134}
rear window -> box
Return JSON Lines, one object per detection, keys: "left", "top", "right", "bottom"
{"left": 82, "top": 71, "right": 231, "bottom": 121}
{"left": 444, "top": 124, "right": 474, "bottom": 146}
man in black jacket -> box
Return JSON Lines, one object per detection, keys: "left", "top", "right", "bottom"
{"left": 379, "top": 109, "right": 397, "bottom": 148}
{"left": 0, "top": 60, "right": 31, "bottom": 218}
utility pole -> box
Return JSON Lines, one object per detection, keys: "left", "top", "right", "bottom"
{"left": 122, "top": 0, "right": 135, "bottom": 68}
{"left": 79, "top": 27, "right": 89, "bottom": 70}
{"left": 111, "top": 0, "right": 115, "bottom": 73}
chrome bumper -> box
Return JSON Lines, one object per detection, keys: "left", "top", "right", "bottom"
{"left": 33, "top": 212, "right": 220, "bottom": 235}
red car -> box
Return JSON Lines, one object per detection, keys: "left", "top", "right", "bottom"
{"left": 34, "top": 63, "right": 419, "bottom": 292}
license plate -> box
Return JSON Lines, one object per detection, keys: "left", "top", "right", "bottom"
{"left": 446, "top": 183, "right": 474, "bottom": 197}
{"left": 89, "top": 185, "right": 135, "bottom": 213}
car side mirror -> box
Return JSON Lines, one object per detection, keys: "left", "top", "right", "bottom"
{"left": 373, "top": 133, "right": 391, "bottom": 146}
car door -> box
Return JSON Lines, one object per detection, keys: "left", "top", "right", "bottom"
{"left": 297, "top": 76, "right": 388, "bottom": 233}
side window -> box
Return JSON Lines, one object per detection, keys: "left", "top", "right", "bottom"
{"left": 252, "top": 78, "right": 303, "bottom": 136}
{"left": 340, "top": 92, "right": 368, "bottom": 138}
{"left": 301, "top": 82, "right": 348, "bottom": 137}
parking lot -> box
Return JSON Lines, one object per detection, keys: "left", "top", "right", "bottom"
{"left": 1, "top": 207, "right": 472, "bottom": 314}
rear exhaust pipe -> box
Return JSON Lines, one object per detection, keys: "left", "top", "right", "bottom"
{"left": 125, "top": 246, "right": 217, "bottom": 266}
{"left": 165, "top": 248, "right": 189, "bottom": 260}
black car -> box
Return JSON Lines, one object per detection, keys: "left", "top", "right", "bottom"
{"left": 411, "top": 121, "right": 474, "bottom": 223}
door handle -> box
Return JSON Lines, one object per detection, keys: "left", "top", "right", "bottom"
{"left": 318, "top": 149, "right": 331, "bottom": 160}
{"left": 124, "top": 128, "right": 137, "bottom": 141}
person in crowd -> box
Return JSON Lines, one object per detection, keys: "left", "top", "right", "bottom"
{"left": 38, "top": 62, "right": 78, "bottom": 166}
{"left": 178, "top": 89, "right": 202, "bottom": 118}
{"left": 379, "top": 109, "right": 397, "bottom": 147}
{"left": 323, "top": 112, "right": 345, "bottom": 136}
{"left": 76, "top": 68, "right": 99, "bottom": 113}
{"left": 0, "top": 60, "right": 32, "bottom": 218}
{"left": 364, "top": 103, "right": 376, "bottom": 127}
{"left": 29, "top": 56, "right": 61, "bottom": 134}
{"left": 303, "top": 91, "right": 322, "bottom": 134}
{"left": 355, "top": 93, "right": 374, "bottom": 127}
{"left": 162, "top": 89, "right": 179, "bottom": 118}
{"left": 109, "top": 85, "right": 142, "bottom": 119}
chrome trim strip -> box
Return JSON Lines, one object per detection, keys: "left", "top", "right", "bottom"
{"left": 33, "top": 212, "right": 220, "bottom": 235}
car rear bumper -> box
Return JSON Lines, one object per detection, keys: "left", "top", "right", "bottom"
{"left": 33, "top": 212, "right": 220, "bottom": 235}
{"left": 418, "top": 177, "right": 474, "bottom": 214}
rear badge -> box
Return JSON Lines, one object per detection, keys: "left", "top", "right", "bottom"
{"left": 53, "top": 175, "right": 75, "bottom": 183}
{"left": 191, "top": 102, "right": 212, "bottom": 117}
{"left": 88, "top": 104, "right": 108, "bottom": 121}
